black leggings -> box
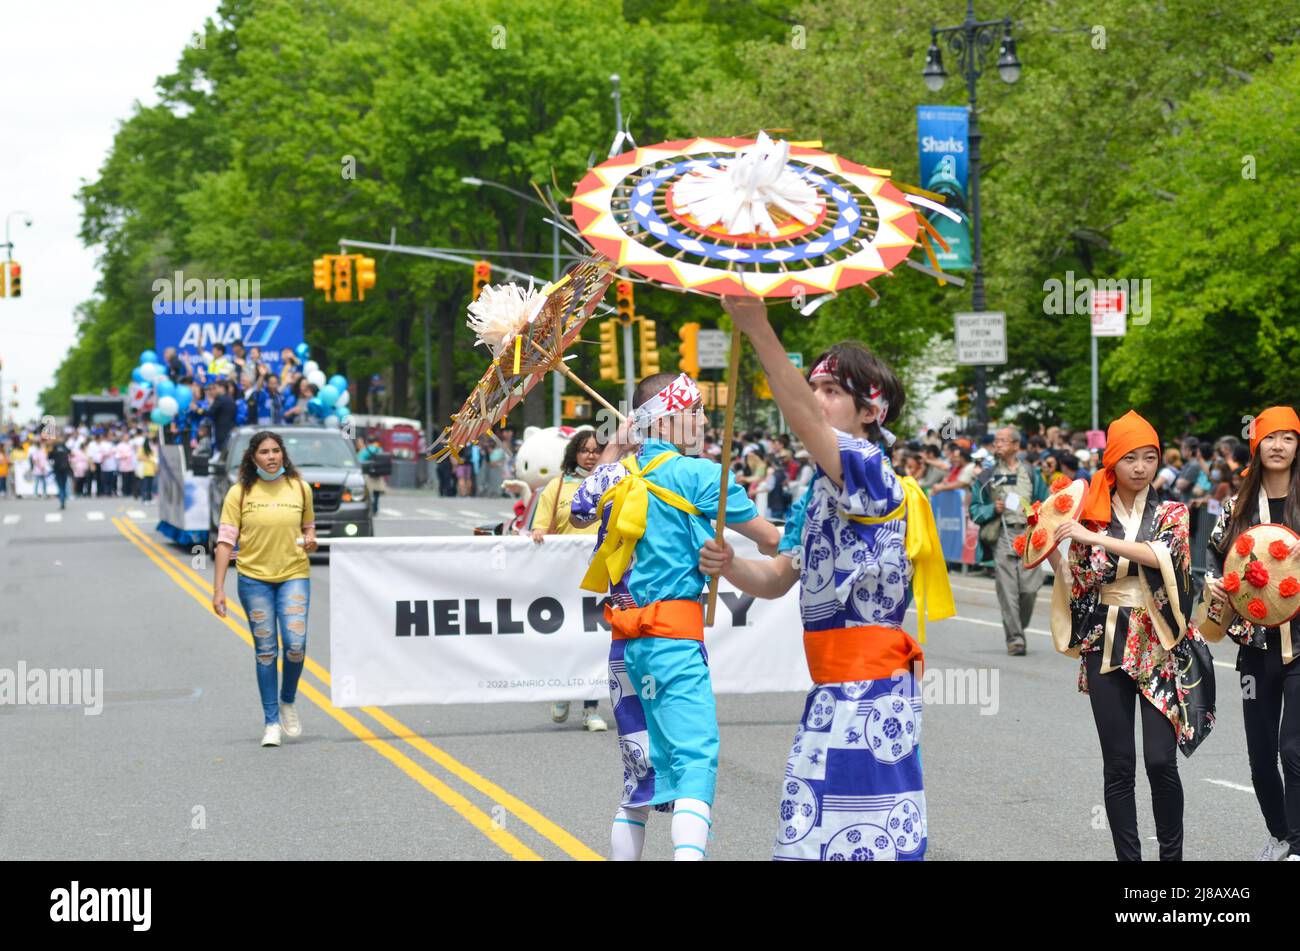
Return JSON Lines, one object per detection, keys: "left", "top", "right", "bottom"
{"left": 1239, "top": 634, "right": 1300, "bottom": 850}
{"left": 1085, "top": 650, "right": 1183, "bottom": 860}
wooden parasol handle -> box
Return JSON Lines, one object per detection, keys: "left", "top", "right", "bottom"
{"left": 706, "top": 325, "right": 743, "bottom": 627}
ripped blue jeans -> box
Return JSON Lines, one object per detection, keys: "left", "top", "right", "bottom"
{"left": 236, "top": 574, "right": 310, "bottom": 725}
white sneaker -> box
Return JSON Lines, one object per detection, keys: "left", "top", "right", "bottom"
{"left": 1256, "top": 836, "right": 1291, "bottom": 861}
{"left": 583, "top": 708, "right": 608, "bottom": 732}
{"left": 551, "top": 701, "right": 571, "bottom": 723}
{"left": 279, "top": 702, "right": 302, "bottom": 738}
{"left": 261, "top": 723, "right": 282, "bottom": 747}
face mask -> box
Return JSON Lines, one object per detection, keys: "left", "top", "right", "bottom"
{"left": 256, "top": 466, "right": 284, "bottom": 481}
{"left": 574, "top": 465, "right": 591, "bottom": 478}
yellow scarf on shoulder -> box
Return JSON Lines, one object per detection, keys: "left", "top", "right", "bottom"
{"left": 843, "top": 475, "right": 954, "bottom": 642}
{"left": 579, "top": 451, "right": 703, "bottom": 593}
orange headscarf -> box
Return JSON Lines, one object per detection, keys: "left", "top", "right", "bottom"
{"left": 1080, "top": 410, "right": 1161, "bottom": 525}
{"left": 1249, "top": 406, "right": 1300, "bottom": 457}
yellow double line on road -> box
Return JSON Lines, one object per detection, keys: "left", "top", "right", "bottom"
{"left": 111, "top": 516, "right": 601, "bottom": 861}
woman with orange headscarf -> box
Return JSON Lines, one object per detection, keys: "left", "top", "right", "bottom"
{"left": 1046, "top": 410, "right": 1216, "bottom": 861}
{"left": 1204, "top": 405, "right": 1300, "bottom": 862}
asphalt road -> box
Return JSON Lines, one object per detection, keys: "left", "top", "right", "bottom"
{"left": 0, "top": 487, "right": 1272, "bottom": 860}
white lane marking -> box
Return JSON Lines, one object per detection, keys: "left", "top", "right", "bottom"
{"left": 2, "top": 514, "right": 19, "bottom": 525}
{"left": 86, "top": 511, "right": 105, "bottom": 521}
{"left": 379, "top": 508, "right": 404, "bottom": 518}
{"left": 45, "top": 513, "right": 62, "bottom": 523}
{"left": 1205, "top": 779, "right": 1254, "bottom": 793}
{"left": 127, "top": 510, "right": 147, "bottom": 519}
{"left": 416, "top": 508, "right": 445, "bottom": 518}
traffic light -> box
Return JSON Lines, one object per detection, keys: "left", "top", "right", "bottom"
{"left": 638, "top": 317, "right": 659, "bottom": 378}
{"left": 598, "top": 319, "right": 621, "bottom": 382}
{"left": 677, "top": 321, "right": 700, "bottom": 376}
{"left": 7, "top": 262, "right": 21, "bottom": 298}
{"left": 332, "top": 255, "right": 352, "bottom": 303}
{"left": 615, "top": 279, "right": 635, "bottom": 323}
{"left": 472, "top": 261, "right": 491, "bottom": 301}
{"left": 312, "top": 256, "right": 332, "bottom": 301}
{"left": 355, "top": 256, "right": 376, "bottom": 300}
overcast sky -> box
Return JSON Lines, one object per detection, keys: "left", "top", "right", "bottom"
{"left": 0, "top": 0, "right": 220, "bottom": 424}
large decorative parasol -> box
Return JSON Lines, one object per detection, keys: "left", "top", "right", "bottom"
{"left": 573, "top": 132, "right": 954, "bottom": 623}
{"left": 428, "top": 253, "right": 621, "bottom": 463}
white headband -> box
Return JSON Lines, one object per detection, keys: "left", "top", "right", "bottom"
{"left": 632, "top": 373, "right": 703, "bottom": 427}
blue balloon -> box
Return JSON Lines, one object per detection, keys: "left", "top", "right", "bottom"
{"left": 138, "top": 380, "right": 152, "bottom": 392}
{"left": 336, "top": 406, "right": 351, "bottom": 420}
{"left": 307, "top": 397, "right": 325, "bottom": 417}
{"left": 294, "top": 343, "right": 311, "bottom": 360}
{"left": 131, "top": 367, "right": 145, "bottom": 383}
{"left": 155, "top": 379, "right": 176, "bottom": 399}
{"left": 140, "top": 350, "right": 159, "bottom": 365}
{"left": 327, "top": 374, "right": 347, "bottom": 392}
{"left": 150, "top": 408, "right": 171, "bottom": 425}
{"left": 318, "top": 385, "right": 339, "bottom": 407}
{"left": 174, "top": 387, "right": 192, "bottom": 411}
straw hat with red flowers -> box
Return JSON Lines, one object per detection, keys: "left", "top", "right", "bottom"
{"left": 1222, "top": 523, "right": 1300, "bottom": 626}
{"left": 1014, "top": 474, "right": 1088, "bottom": 569}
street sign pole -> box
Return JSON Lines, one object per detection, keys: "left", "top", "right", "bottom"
{"left": 1091, "top": 333, "right": 1099, "bottom": 433}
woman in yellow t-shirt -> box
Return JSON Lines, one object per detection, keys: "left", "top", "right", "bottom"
{"left": 211, "top": 431, "right": 317, "bottom": 747}
{"left": 530, "top": 429, "right": 608, "bottom": 732}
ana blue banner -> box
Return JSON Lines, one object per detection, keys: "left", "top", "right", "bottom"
{"left": 916, "top": 105, "right": 972, "bottom": 271}
{"left": 154, "top": 298, "right": 305, "bottom": 379}
{"left": 931, "top": 486, "right": 973, "bottom": 565}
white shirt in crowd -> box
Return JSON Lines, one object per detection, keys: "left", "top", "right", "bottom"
{"left": 116, "top": 441, "right": 135, "bottom": 472}
{"left": 101, "top": 444, "right": 118, "bottom": 472}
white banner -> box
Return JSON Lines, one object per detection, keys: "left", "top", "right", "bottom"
{"left": 158, "top": 444, "right": 209, "bottom": 531}
{"left": 329, "top": 533, "right": 811, "bottom": 707}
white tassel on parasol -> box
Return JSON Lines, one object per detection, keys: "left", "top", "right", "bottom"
{"left": 670, "top": 131, "right": 821, "bottom": 237}
{"left": 466, "top": 281, "right": 547, "bottom": 355}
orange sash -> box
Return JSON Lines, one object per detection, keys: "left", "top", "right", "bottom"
{"left": 605, "top": 599, "right": 705, "bottom": 642}
{"left": 803, "top": 625, "right": 924, "bottom": 683}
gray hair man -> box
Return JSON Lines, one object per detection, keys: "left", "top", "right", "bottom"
{"left": 968, "top": 425, "right": 1050, "bottom": 655}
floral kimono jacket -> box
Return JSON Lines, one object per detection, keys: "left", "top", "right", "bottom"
{"left": 1050, "top": 486, "right": 1215, "bottom": 755}
{"left": 1205, "top": 489, "right": 1300, "bottom": 666}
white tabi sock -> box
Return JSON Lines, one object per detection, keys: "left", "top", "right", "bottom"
{"left": 671, "top": 798, "right": 712, "bottom": 861}
{"left": 611, "top": 805, "right": 649, "bottom": 861}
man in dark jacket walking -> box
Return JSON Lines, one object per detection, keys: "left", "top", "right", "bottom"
{"left": 205, "top": 382, "right": 238, "bottom": 456}
{"left": 49, "top": 436, "right": 73, "bottom": 511}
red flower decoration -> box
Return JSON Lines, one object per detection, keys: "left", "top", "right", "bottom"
{"left": 1012, "top": 534, "right": 1027, "bottom": 556}
{"left": 1223, "top": 572, "right": 1241, "bottom": 594}
{"left": 1235, "top": 534, "right": 1254, "bottom": 556}
{"left": 1051, "top": 474, "right": 1071, "bottom": 493}
{"left": 1248, "top": 598, "right": 1269, "bottom": 620}
{"left": 1031, "top": 527, "right": 1048, "bottom": 549}
{"left": 1053, "top": 493, "right": 1074, "bottom": 514}
{"left": 1280, "top": 576, "right": 1300, "bottom": 598}
{"left": 1270, "top": 539, "right": 1292, "bottom": 560}
{"left": 1245, "top": 560, "right": 1270, "bottom": 588}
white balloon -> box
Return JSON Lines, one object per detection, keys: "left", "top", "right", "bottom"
{"left": 140, "top": 362, "right": 162, "bottom": 381}
{"left": 158, "top": 396, "right": 179, "bottom": 417}
{"left": 308, "top": 370, "right": 326, "bottom": 388}
{"left": 303, "top": 360, "right": 320, "bottom": 375}
{"left": 324, "top": 415, "right": 340, "bottom": 427}
{"left": 336, "top": 390, "right": 350, "bottom": 408}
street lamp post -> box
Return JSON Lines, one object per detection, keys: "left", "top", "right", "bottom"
{"left": 923, "top": 1, "right": 1020, "bottom": 436}
{"left": 461, "top": 178, "right": 564, "bottom": 427}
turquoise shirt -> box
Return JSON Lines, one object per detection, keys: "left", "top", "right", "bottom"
{"left": 570, "top": 438, "right": 759, "bottom": 608}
